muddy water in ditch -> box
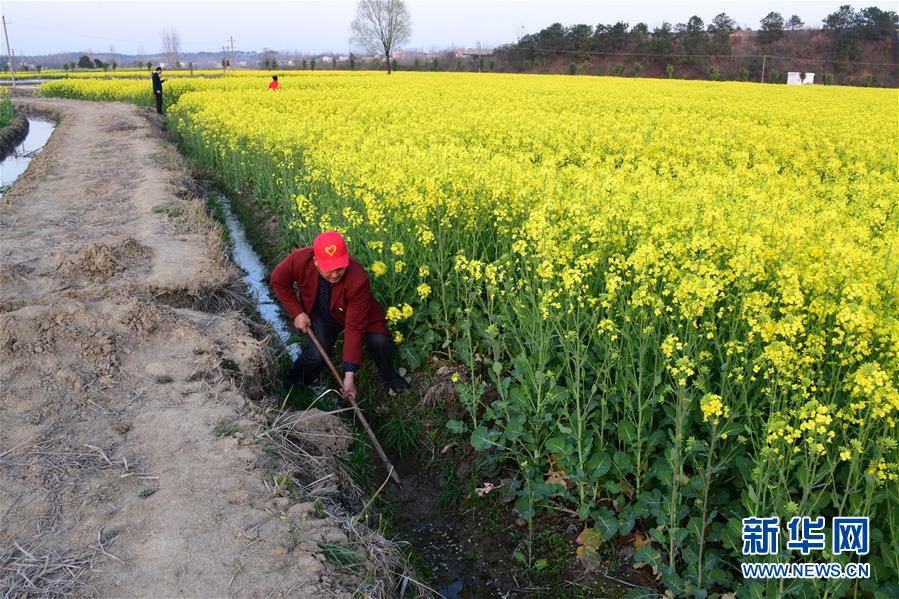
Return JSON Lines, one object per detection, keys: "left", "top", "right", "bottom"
{"left": 208, "top": 192, "right": 299, "bottom": 360}
{"left": 0, "top": 117, "right": 55, "bottom": 195}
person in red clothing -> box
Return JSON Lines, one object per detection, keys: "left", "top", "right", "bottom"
{"left": 268, "top": 75, "right": 281, "bottom": 90}
{"left": 270, "top": 231, "right": 408, "bottom": 399}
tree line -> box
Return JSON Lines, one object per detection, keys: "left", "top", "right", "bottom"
{"left": 499, "top": 5, "right": 898, "bottom": 64}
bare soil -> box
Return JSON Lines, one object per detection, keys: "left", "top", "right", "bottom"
{"left": 0, "top": 98, "right": 359, "bottom": 597}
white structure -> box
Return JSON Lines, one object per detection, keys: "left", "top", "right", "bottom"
{"left": 787, "top": 72, "right": 815, "bottom": 85}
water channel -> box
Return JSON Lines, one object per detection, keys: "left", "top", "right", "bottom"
{"left": 0, "top": 117, "right": 55, "bottom": 196}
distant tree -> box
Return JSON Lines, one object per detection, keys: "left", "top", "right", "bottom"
{"left": 488, "top": 59, "right": 495, "bottom": 70}
{"left": 566, "top": 23, "right": 593, "bottom": 51}
{"left": 708, "top": 66, "right": 720, "bottom": 80}
{"left": 160, "top": 28, "right": 181, "bottom": 67}
{"left": 682, "top": 16, "right": 709, "bottom": 61}
{"left": 613, "top": 63, "right": 624, "bottom": 75}
{"left": 631, "top": 22, "right": 649, "bottom": 35}
{"left": 63, "top": 64, "right": 69, "bottom": 75}
{"left": 823, "top": 5, "right": 864, "bottom": 58}
{"left": 823, "top": 5, "right": 857, "bottom": 30}
{"left": 609, "top": 21, "right": 629, "bottom": 50}
{"left": 785, "top": 15, "right": 805, "bottom": 30}
{"left": 629, "top": 22, "right": 649, "bottom": 52}
{"left": 739, "top": 67, "right": 749, "bottom": 81}
{"left": 708, "top": 13, "right": 735, "bottom": 54}
{"left": 665, "top": 63, "right": 674, "bottom": 78}
{"left": 632, "top": 62, "right": 643, "bottom": 76}
{"left": 311, "top": 58, "right": 316, "bottom": 70}
{"left": 391, "top": 58, "right": 398, "bottom": 71}
{"left": 146, "top": 61, "right": 153, "bottom": 72}
{"left": 111, "top": 60, "right": 117, "bottom": 71}
{"left": 569, "top": 63, "right": 577, "bottom": 75}
{"left": 650, "top": 22, "right": 674, "bottom": 67}
{"left": 857, "top": 7, "right": 899, "bottom": 39}
{"left": 537, "top": 22, "right": 566, "bottom": 50}
{"left": 349, "top": 52, "right": 357, "bottom": 70}
{"left": 36, "top": 64, "right": 43, "bottom": 73}
{"left": 93, "top": 58, "right": 104, "bottom": 69}
{"left": 431, "top": 57, "right": 439, "bottom": 70}
{"left": 78, "top": 55, "right": 93, "bottom": 69}
{"left": 708, "top": 13, "right": 736, "bottom": 34}
{"left": 102, "top": 63, "right": 109, "bottom": 73}
{"left": 351, "top": 0, "right": 412, "bottom": 75}
{"left": 188, "top": 61, "right": 193, "bottom": 76}
{"left": 759, "top": 12, "right": 785, "bottom": 44}
{"left": 414, "top": 57, "right": 421, "bottom": 70}
{"left": 302, "top": 59, "right": 308, "bottom": 69}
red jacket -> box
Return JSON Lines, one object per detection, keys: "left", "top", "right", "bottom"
{"left": 270, "top": 248, "right": 388, "bottom": 365}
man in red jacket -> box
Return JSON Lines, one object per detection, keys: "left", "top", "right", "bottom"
{"left": 270, "top": 231, "right": 408, "bottom": 399}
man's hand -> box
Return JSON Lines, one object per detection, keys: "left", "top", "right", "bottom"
{"left": 293, "top": 312, "right": 311, "bottom": 333}
{"left": 342, "top": 372, "right": 357, "bottom": 401}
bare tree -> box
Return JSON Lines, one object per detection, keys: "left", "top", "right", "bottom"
{"left": 351, "top": 0, "right": 411, "bottom": 74}
{"left": 160, "top": 28, "right": 181, "bottom": 68}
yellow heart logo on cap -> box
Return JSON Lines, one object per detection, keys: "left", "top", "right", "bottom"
{"left": 324, "top": 244, "right": 337, "bottom": 256}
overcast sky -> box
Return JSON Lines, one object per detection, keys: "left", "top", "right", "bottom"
{"left": 3, "top": 0, "right": 896, "bottom": 56}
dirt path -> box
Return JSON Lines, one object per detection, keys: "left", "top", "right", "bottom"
{"left": 0, "top": 98, "right": 356, "bottom": 597}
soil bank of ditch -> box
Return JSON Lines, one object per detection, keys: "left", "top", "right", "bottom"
{"left": 0, "top": 97, "right": 382, "bottom": 597}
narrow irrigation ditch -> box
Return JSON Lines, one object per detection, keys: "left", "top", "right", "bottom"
{"left": 199, "top": 184, "right": 651, "bottom": 598}
{"left": 0, "top": 116, "right": 55, "bottom": 195}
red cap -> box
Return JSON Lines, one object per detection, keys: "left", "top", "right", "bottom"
{"left": 313, "top": 231, "right": 349, "bottom": 272}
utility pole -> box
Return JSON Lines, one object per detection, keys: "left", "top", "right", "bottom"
{"left": 2, "top": 16, "right": 15, "bottom": 88}
{"left": 228, "top": 36, "right": 235, "bottom": 69}
{"left": 222, "top": 45, "right": 228, "bottom": 72}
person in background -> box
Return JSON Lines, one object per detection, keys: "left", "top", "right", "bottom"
{"left": 270, "top": 231, "right": 409, "bottom": 400}
{"left": 152, "top": 67, "right": 166, "bottom": 114}
{"left": 268, "top": 75, "right": 281, "bottom": 91}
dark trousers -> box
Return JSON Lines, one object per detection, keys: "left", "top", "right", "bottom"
{"left": 283, "top": 317, "right": 406, "bottom": 392}
{"left": 155, "top": 92, "right": 164, "bottom": 114}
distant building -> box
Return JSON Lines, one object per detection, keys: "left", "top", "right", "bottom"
{"left": 787, "top": 72, "right": 815, "bottom": 85}
{"left": 456, "top": 47, "right": 494, "bottom": 58}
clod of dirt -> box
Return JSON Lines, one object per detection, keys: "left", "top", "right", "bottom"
{"left": 118, "top": 295, "right": 173, "bottom": 338}
{"left": 281, "top": 409, "right": 352, "bottom": 454}
{"left": 52, "top": 238, "right": 150, "bottom": 282}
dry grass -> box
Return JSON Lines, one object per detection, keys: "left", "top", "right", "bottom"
{"left": 0, "top": 529, "right": 120, "bottom": 598}
{"left": 1, "top": 438, "right": 127, "bottom": 598}
{"left": 257, "top": 396, "right": 439, "bottom": 599}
